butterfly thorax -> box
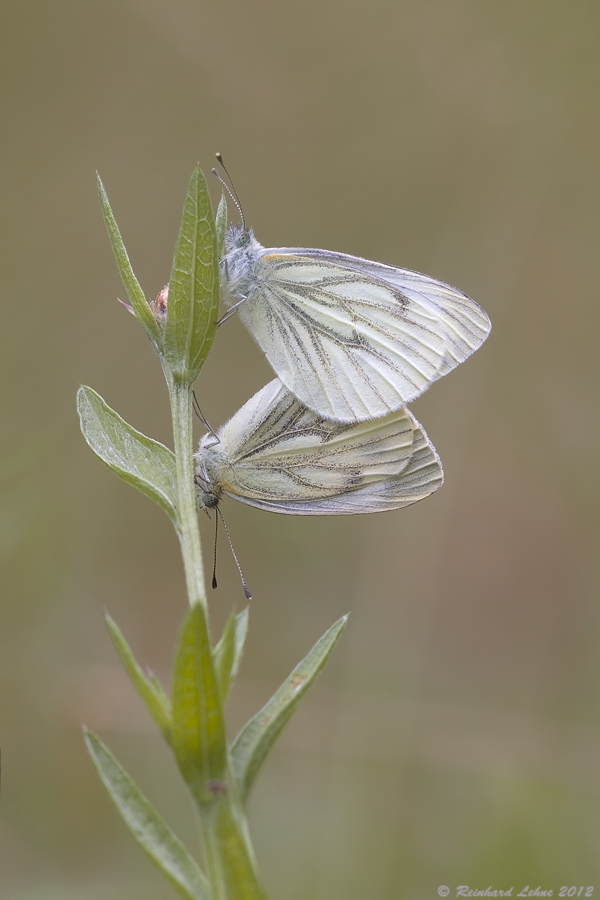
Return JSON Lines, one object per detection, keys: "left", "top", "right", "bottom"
{"left": 196, "top": 435, "right": 236, "bottom": 506}
{"left": 221, "top": 225, "right": 264, "bottom": 306}
{"left": 195, "top": 438, "right": 222, "bottom": 508}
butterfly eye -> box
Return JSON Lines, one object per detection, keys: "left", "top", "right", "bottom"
{"left": 234, "top": 230, "right": 250, "bottom": 249}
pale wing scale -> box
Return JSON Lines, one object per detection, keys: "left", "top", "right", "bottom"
{"left": 287, "top": 248, "right": 491, "bottom": 381}
{"left": 232, "top": 245, "right": 490, "bottom": 421}
{"left": 197, "top": 379, "right": 443, "bottom": 515}
{"left": 223, "top": 423, "right": 443, "bottom": 515}
{"left": 203, "top": 380, "right": 415, "bottom": 498}
{"left": 264, "top": 304, "right": 401, "bottom": 422}
{"left": 237, "top": 253, "right": 449, "bottom": 421}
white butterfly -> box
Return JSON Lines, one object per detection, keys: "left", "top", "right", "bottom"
{"left": 221, "top": 225, "right": 491, "bottom": 423}
{"left": 195, "top": 378, "right": 443, "bottom": 516}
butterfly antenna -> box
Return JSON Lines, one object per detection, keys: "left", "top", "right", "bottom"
{"left": 216, "top": 506, "right": 252, "bottom": 600}
{"left": 212, "top": 152, "right": 246, "bottom": 230}
{"left": 192, "top": 390, "right": 219, "bottom": 442}
{"left": 212, "top": 510, "right": 219, "bottom": 589}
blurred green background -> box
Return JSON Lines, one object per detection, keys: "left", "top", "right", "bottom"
{"left": 1, "top": 1, "right": 599, "bottom": 898}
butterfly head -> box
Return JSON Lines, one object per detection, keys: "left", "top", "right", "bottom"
{"left": 201, "top": 489, "right": 220, "bottom": 511}
{"left": 225, "top": 223, "right": 255, "bottom": 251}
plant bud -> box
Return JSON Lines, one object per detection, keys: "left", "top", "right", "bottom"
{"left": 149, "top": 285, "right": 169, "bottom": 322}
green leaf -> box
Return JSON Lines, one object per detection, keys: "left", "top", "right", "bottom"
{"left": 77, "top": 386, "right": 178, "bottom": 523}
{"left": 213, "top": 608, "right": 249, "bottom": 704}
{"left": 164, "top": 166, "right": 220, "bottom": 383}
{"left": 171, "top": 604, "right": 227, "bottom": 803}
{"left": 215, "top": 193, "right": 227, "bottom": 260}
{"left": 84, "top": 730, "right": 210, "bottom": 900}
{"left": 232, "top": 615, "right": 348, "bottom": 803}
{"left": 105, "top": 613, "right": 172, "bottom": 744}
{"left": 97, "top": 174, "right": 161, "bottom": 347}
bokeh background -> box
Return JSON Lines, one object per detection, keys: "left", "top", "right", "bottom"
{"left": 1, "top": 2, "right": 599, "bottom": 898}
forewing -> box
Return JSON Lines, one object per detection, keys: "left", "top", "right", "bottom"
{"left": 294, "top": 248, "right": 491, "bottom": 381}
{"left": 221, "top": 415, "right": 443, "bottom": 515}
{"left": 238, "top": 253, "right": 448, "bottom": 422}
{"left": 200, "top": 379, "right": 417, "bottom": 505}
{"left": 238, "top": 249, "right": 489, "bottom": 421}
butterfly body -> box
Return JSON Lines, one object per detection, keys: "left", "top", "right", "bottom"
{"left": 221, "top": 225, "right": 491, "bottom": 422}
{"left": 221, "top": 225, "right": 263, "bottom": 303}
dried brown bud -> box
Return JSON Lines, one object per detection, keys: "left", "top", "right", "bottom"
{"left": 149, "top": 284, "right": 169, "bottom": 323}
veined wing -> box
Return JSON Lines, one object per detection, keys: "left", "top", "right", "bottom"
{"left": 289, "top": 248, "right": 491, "bottom": 382}
{"left": 230, "top": 421, "right": 443, "bottom": 515}
{"left": 199, "top": 379, "right": 420, "bottom": 504}
{"left": 238, "top": 249, "right": 489, "bottom": 421}
{"left": 238, "top": 252, "right": 448, "bottom": 422}
{"left": 198, "top": 379, "right": 443, "bottom": 514}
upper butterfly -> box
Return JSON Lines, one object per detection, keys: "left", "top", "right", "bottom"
{"left": 221, "top": 224, "right": 491, "bottom": 423}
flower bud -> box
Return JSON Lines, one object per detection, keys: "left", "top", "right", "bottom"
{"left": 149, "top": 285, "right": 169, "bottom": 323}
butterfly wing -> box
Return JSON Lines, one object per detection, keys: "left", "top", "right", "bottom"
{"left": 234, "top": 422, "right": 443, "bottom": 515}
{"left": 198, "top": 379, "right": 443, "bottom": 515}
{"left": 236, "top": 248, "right": 490, "bottom": 422}
{"left": 299, "top": 249, "right": 491, "bottom": 382}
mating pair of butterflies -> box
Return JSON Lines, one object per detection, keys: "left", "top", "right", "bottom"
{"left": 195, "top": 221, "right": 491, "bottom": 516}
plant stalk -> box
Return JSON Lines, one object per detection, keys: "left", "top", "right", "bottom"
{"left": 168, "top": 374, "right": 207, "bottom": 609}
{"left": 167, "top": 371, "right": 266, "bottom": 899}
{"left": 197, "top": 806, "right": 228, "bottom": 900}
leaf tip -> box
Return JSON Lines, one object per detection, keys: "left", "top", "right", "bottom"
{"left": 76, "top": 385, "right": 88, "bottom": 416}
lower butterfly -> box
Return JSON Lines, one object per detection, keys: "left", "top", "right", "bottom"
{"left": 195, "top": 378, "right": 443, "bottom": 515}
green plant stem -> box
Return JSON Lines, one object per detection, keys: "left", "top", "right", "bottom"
{"left": 168, "top": 375, "right": 207, "bottom": 609}
{"left": 167, "top": 372, "right": 265, "bottom": 899}
{"left": 197, "top": 807, "right": 228, "bottom": 900}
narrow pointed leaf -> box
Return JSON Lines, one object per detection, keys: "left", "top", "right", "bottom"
{"left": 172, "top": 605, "right": 227, "bottom": 802}
{"left": 213, "top": 608, "right": 249, "bottom": 703}
{"left": 77, "top": 386, "right": 177, "bottom": 522}
{"left": 232, "top": 615, "right": 348, "bottom": 802}
{"left": 164, "top": 166, "right": 220, "bottom": 382}
{"left": 105, "top": 613, "right": 172, "bottom": 744}
{"left": 97, "top": 174, "right": 161, "bottom": 346}
{"left": 215, "top": 193, "right": 227, "bottom": 260}
{"left": 84, "top": 730, "right": 210, "bottom": 900}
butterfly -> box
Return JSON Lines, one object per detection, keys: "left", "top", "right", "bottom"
{"left": 195, "top": 378, "right": 443, "bottom": 516}
{"left": 220, "top": 224, "right": 491, "bottom": 423}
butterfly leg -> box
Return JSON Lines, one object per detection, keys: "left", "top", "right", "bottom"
{"left": 217, "top": 295, "right": 248, "bottom": 326}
